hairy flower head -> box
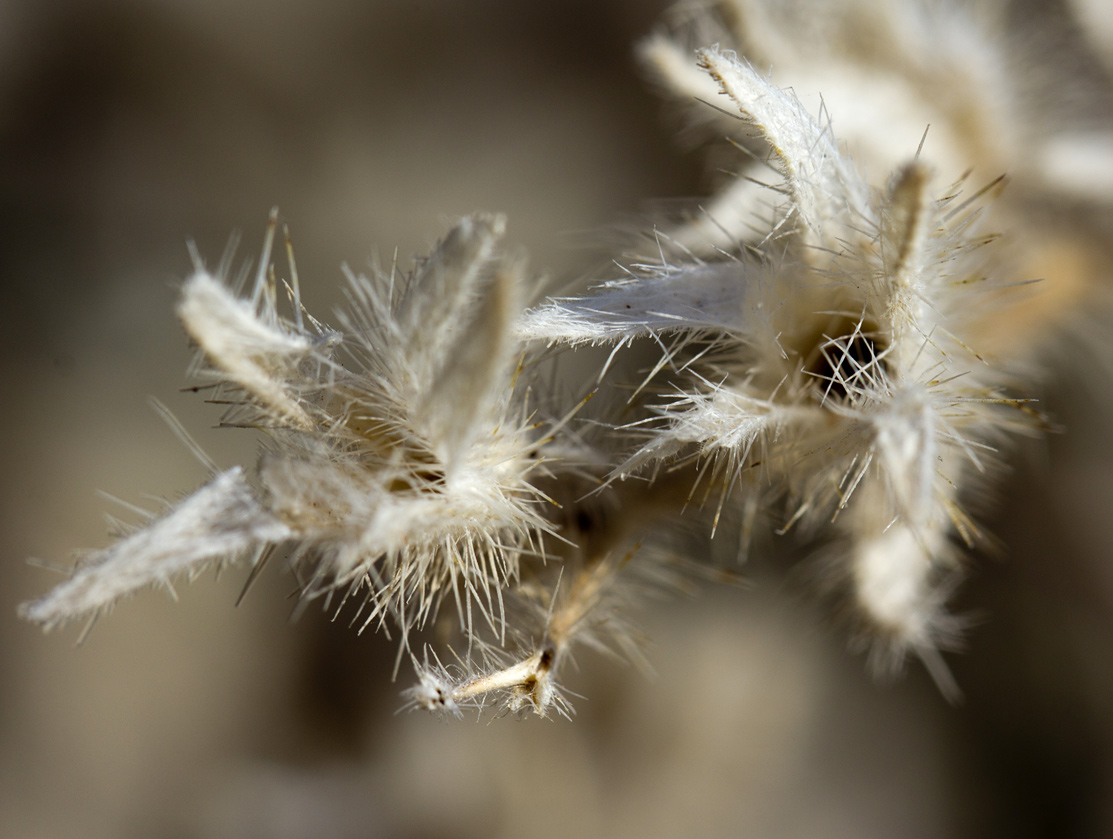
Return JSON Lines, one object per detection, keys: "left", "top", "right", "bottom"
{"left": 22, "top": 213, "right": 553, "bottom": 643}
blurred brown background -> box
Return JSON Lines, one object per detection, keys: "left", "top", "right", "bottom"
{"left": 2, "top": 1, "right": 1113, "bottom": 837}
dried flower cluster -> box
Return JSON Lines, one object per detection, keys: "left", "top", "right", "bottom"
{"left": 21, "top": 0, "right": 1109, "bottom": 716}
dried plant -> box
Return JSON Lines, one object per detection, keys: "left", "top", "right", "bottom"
{"left": 20, "top": 0, "right": 1110, "bottom": 716}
